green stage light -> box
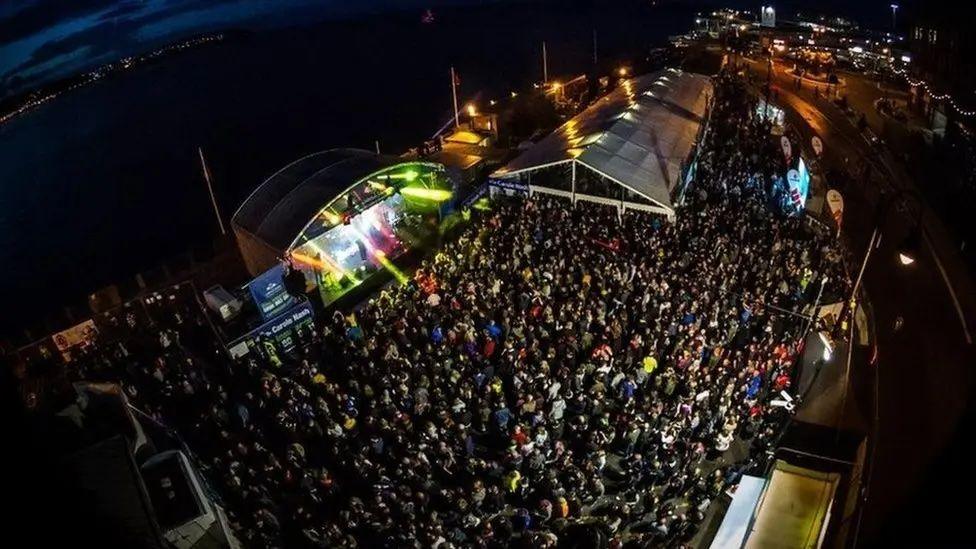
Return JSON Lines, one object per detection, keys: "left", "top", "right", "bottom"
{"left": 385, "top": 169, "right": 421, "bottom": 181}
{"left": 400, "top": 187, "right": 453, "bottom": 202}
{"left": 373, "top": 249, "right": 409, "bottom": 285}
{"left": 472, "top": 197, "right": 492, "bottom": 211}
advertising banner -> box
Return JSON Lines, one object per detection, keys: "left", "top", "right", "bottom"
{"left": 230, "top": 300, "right": 315, "bottom": 359}
{"left": 787, "top": 169, "right": 801, "bottom": 204}
{"left": 248, "top": 264, "right": 295, "bottom": 321}
{"left": 488, "top": 177, "right": 529, "bottom": 193}
{"left": 52, "top": 319, "right": 98, "bottom": 362}
{"left": 253, "top": 300, "right": 314, "bottom": 341}
{"left": 786, "top": 158, "right": 811, "bottom": 214}
{"left": 461, "top": 183, "right": 489, "bottom": 209}
{"left": 826, "top": 189, "right": 844, "bottom": 232}
{"left": 53, "top": 319, "right": 97, "bottom": 352}
{"left": 811, "top": 136, "right": 824, "bottom": 157}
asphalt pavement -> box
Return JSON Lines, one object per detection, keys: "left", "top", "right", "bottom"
{"left": 738, "top": 56, "right": 976, "bottom": 546}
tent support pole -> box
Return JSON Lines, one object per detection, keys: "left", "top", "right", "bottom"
{"left": 571, "top": 160, "right": 577, "bottom": 206}
{"left": 616, "top": 182, "right": 624, "bottom": 224}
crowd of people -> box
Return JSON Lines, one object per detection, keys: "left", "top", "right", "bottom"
{"left": 45, "top": 73, "right": 845, "bottom": 548}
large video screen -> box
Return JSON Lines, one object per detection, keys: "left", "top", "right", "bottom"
{"left": 770, "top": 157, "right": 811, "bottom": 217}
{"left": 789, "top": 158, "right": 811, "bottom": 214}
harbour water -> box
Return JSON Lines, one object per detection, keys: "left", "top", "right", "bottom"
{"left": 0, "top": 1, "right": 693, "bottom": 332}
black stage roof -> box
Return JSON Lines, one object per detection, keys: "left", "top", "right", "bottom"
{"left": 232, "top": 148, "right": 401, "bottom": 253}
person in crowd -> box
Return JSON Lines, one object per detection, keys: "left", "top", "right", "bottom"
{"left": 46, "top": 71, "right": 844, "bottom": 548}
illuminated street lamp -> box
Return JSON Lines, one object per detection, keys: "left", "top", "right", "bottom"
{"left": 618, "top": 67, "right": 629, "bottom": 77}
{"left": 838, "top": 189, "right": 923, "bottom": 335}
{"left": 890, "top": 4, "right": 899, "bottom": 31}
{"left": 897, "top": 230, "right": 920, "bottom": 266}
{"left": 466, "top": 103, "right": 477, "bottom": 117}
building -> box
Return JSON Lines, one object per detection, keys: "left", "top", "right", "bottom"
{"left": 58, "top": 383, "right": 240, "bottom": 548}
{"left": 232, "top": 149, "right": 450, "bottom": 307}
{"left": 693, "top": 8, "right": 754, "bottom": 37}
{"left": 489, "top": 69, "right": 713, "bottom": 219}
{"left": 908, "top": 5, "right": 976, "bottom": 130}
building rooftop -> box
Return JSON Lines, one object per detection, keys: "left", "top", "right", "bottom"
{"left": 232, "top": 149, "right": 401, "bottom": 252}
{"left": 493, "top": 68, "right": 713, "bottom": 210}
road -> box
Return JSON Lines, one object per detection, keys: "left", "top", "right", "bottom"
{"left": 740, "top": 56, "right": 976, "bottom": 546}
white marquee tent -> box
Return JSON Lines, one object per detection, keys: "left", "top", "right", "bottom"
{"left": 491, "top": 68, "right": 713, "bottom": 219}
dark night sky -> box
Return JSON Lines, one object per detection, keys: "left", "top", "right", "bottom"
{"left": 0, "top": 0, "right": 917, "bottom": 98}
{"left": 0, "top": 0, "right": 503, "bottom": 96}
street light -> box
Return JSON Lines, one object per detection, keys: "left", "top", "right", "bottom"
{"left": 466, "top": 103, "right": 477, "bottom": 117}
{"left": 897, "top": 229, "right": 920, "bottom": 266}
{"left": 837, "top": 189, "right": 923, "bottom": 334}
{"left": 818, "top": 331, "right": 835, "bottom": 362}
{"left": 890, "top": 4, "right": 899, "bottom": 31}
{"left": 618, "top": 67, "right": 629, "bottom": 77}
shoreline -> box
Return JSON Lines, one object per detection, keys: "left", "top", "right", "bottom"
{"left": 0, "top": 31, "right": 230, "bottom": 127}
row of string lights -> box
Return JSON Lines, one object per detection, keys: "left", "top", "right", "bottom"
{"left": 892, "top": 65, "right": 976, "bottom": 117}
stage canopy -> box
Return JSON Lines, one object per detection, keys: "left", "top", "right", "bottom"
{"left": 232, "top": 149, "right": 444, "bottom": 276}
{"left": 491, "top": 68, "right": 713, "bottom": 218}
